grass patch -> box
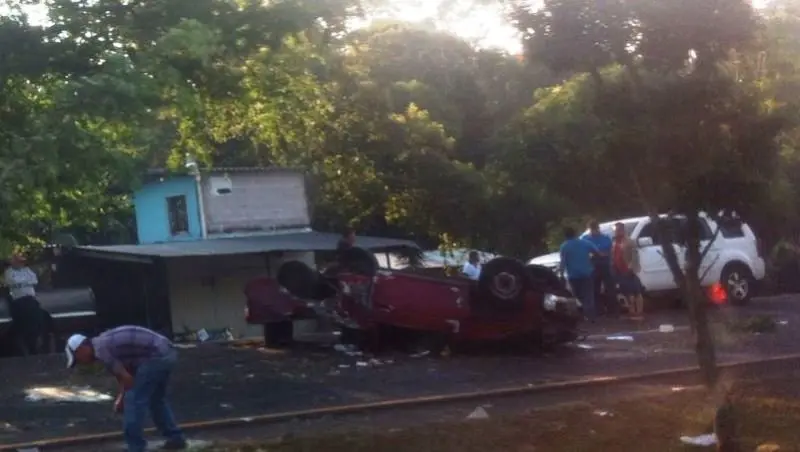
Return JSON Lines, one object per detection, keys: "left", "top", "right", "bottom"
{"left": 209, "top": 385, "right": 800, "bottom": 452}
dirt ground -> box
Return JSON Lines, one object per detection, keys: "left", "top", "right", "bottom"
{"left": 212, "top": 373, "right": 800, "bottom": 452}
{"left": 2, "top": 296, "right": 800, "bottom": 447}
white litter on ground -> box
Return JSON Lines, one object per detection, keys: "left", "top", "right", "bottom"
{"left": 466, "top": 406, "right": 489, "bottom": 420}
{"left": 24, "top": 386, "right": 112, "bottom": 403}
{"left": 659, "top": 324, "right": 676, "bottom": 333}
{"left": 778, "top": 320, "right": 789, "bottom": 326}
{"left": 679, "top": 433, "right": 718, "bottom": 446}
{"left": 576, "top": 344, "right": 594, "bottom": 350}
{"left": 173, "top": 343, "right": 197, "bottom": 349}
{"left": 671, "top": 386, "right": 687, "bottom": 392}
{"left": 606, "top": 335, "right": 635, "bottom": 342}
{"left": 333, "top": 344, "right": 363, "bottom": 357}
{"left": 593, "top": 410, "right": 613, "bottom": 417}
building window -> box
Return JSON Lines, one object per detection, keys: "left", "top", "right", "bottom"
{"left": 167, "top": 195, "right": 189, "bottom": 236}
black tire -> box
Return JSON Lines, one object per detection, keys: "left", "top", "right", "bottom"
{"left": 477, "top": 257, "right": 528, "bottom": 309}
{"left": 525, "top": 264, "right": 569, "bottom": 294}
{"left": 721, "top": 263, "right": 754, "bottom": 306}
{"left": 277, "top": 261, "right": 319, "bottom": 299}
{"left": 339, "top": 247, "right": 379, "bottom": 277}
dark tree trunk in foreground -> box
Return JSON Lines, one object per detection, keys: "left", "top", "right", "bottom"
{"left": 685, "top": 213, "right": 719, "bottom": 388}
{"left": 654, "top": 213, "right": 718, "bottom": 388}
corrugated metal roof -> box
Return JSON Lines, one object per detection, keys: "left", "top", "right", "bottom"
{"left": 75, "top": 231, "right": 419, "bottom": 259}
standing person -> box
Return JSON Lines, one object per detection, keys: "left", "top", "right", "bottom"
{"left": 611, "top": 222, "right": 645, "bottom": 320}
{"left": 3, "top": 254, "right": 44, "bottom": 355}
{"left": 64, "top": 326, "right": 187, "bottom": 452}
{"left": 336, "top": 227, "right": 356, "bottom": 253}
{"left": 582, "top": 220, "right": 618, "bottom": 317}
{"left": 559, "top": 227, "right": 600, "bottom": 322}
{"left": 461, "top": 251, "right": 482, "bottom": 280}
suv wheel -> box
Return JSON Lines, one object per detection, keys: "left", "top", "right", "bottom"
{"left": 721, "top": 264, "right": 754, "bottom": 306}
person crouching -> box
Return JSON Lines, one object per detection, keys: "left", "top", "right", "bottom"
{"left": 65, "top": 326, "right": 187, "bottom": 451}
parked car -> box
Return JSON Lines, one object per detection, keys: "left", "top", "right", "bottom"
{"left": 529, "top": 213, "right": 766, "bottom": 305}
{"left": 246, "top": 246, "right": 583, "bottom": 352}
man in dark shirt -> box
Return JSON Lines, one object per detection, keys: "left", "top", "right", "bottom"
{"left": 336, "top": 228, "right": 356, "bottom": 254}
{"left": 65, "top": 326, "right": 186, "bottom": 451}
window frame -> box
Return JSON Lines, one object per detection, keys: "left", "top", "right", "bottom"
{"left": 166, "top": 195, "right": 190, "bottom": 236}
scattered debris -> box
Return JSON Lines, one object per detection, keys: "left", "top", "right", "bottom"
{"left": 196, "top": 329, "right": 211, "bottom": 342}
{"left": 679, "top": 433, "right": 718, "bottom": 446}
{"left": 338, "top": 364, "right": 351, "bottom": 369}
{"left": 333, "top": 344, "right": 363, "bottom": 357}
{"left": 466, "top": 406, "right": 489, "bottom": 420}
{"left": 576, "top": 344, "right": 594, "bottom": 350}
{"left": 727, "top": 315, "right": 777, "bottom": 334}
{"left": 606, "top": 335, "right": 634, "bottom": 342}
{"left": 356, "top": 361, "right": 369, "bottom": 367}
{"left": 25, "top": 386, "right": 113, "bottom": 403}
{"left": 410, "top": 350, "right": 431, "bottom": 358}
{"left": 220, "top": 403, "right": 233, "bottom": 409}
{"left": 659, "top": 324, "right": 675, "bottom": 333}
{"left": 173, "top": 343, "right": 197, "bottom": 349}
{"left": 671, "top": 386, "right": 687, "bottom": 392}
{"left": 593, "top": 410, "right": 613, "bottom": 417}
{"left": 778, "top": 320, "right": 789, "bottom": 326}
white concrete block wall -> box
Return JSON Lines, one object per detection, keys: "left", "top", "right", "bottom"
{"left": 167, "top": 251, "right": 317, "bottom": 339}
{"left": 201, "top": 172, "right": 310, "bottom": 235}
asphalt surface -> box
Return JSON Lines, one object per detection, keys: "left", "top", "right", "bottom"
{"left": 1, "top": 295, "right": 799, "bottom": 448}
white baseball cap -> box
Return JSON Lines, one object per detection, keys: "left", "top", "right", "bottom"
{"left": 65, "top": 334, "right": 88, "bottom": 369}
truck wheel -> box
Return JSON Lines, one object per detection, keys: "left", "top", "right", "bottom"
{"left": 721, "top": 264, "right": 754, "bottom": 306}
{"left": 478, "top": 257, "right": 528, "bottom": 309}
{"left": 339, "top": 247, "right": 379, "bottom": 277}
{"left": 277, "top": 261, "right": 318, "bottom": 299}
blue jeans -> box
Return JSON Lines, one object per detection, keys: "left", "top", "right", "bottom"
{"left": 569, "top": 276, "right": 596, "bottom": 321}
{"left": 124, "top": 349, "right": 184, "bottom": 452}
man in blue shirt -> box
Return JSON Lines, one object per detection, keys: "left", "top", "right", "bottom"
{"left": 582, "top": 220, "right": 618, "bottom": 317}
{"left": 560, "top": 226, "right": 600, "bottom": 321}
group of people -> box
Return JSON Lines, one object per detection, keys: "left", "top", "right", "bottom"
{"left": 560, "top": 220, "right": 645, "bottom": 322}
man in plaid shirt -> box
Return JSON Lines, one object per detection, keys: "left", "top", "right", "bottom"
{"left": 65, "top": 326, "right": 187, "bottom": 451}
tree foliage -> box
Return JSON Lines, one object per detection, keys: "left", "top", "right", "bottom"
{"left": 1, "top": 0, "right": 800, "bottom": 278}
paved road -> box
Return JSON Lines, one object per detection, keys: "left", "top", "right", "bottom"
{"left": 1, "top": 295, "right": 798, "bottom": 447}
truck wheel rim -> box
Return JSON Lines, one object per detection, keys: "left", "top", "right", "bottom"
{"left": 491, "top": 272, "right": 520, "bottom": 299}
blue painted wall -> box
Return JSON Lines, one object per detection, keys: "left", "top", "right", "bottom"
{"left": 133, "top": 176, "right": 202, "bottom": 244}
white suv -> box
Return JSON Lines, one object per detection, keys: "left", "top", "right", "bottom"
{"left": 528, "top": 214, "right": 766, "bottom": 305}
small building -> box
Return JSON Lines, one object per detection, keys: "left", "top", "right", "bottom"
{"left": 60, "top": 167, "right": 414, "bottom": 340}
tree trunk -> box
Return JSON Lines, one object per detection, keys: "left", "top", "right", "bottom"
{"left": 685, "top": 212, "right": 719, "bottom": 388}
{"left": 653, "top": 213, "right": 718, "bottom": 387}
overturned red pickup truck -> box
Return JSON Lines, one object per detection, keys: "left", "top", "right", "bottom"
{"left": 245, "top": 246, "right": 583, "bottom": 353}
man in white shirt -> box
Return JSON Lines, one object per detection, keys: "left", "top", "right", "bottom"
{"left": 3, "top": 254, "right": 44, "bottom": 355}
{"left": 461, "top": 251, "right": 482, "bottom": 280}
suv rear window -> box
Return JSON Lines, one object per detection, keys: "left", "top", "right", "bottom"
{"left": 718, "top": 218, "right": 746, "bottom": 238}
